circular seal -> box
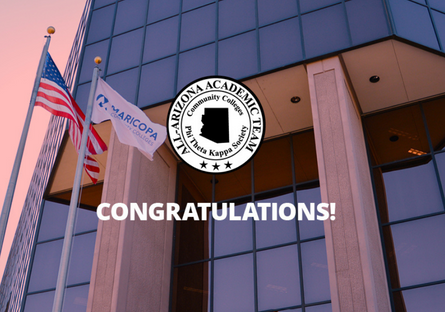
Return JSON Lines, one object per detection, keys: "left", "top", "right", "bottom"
{"left": 167, "top": 76, "right": 265, "bottom": 174}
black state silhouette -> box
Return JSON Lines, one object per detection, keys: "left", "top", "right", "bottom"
{"left": 200, "top": 108, "right": 229, "bottom": 143}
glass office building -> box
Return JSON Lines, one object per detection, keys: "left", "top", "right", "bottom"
{"left": 2, "top": 0, "right": 445, "bottom": 311}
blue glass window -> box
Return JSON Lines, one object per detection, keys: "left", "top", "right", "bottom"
{"left": 180, "top": 4, "right": 216, "bottom": 51}
{"left": 218, "top": 0, "right": 256, "bottom": 39}
{"left": 107, "top": 28, "right": 143, "bottom": 74}
{"left": 27, "top": 240, "right": 63, "bottom": 293}
{"left": 147, "top": 0, "right": 181, "bottom": 23}
{"left": 301, "top": 239, "right": 330, "bottom": 303}
{"left": 105, "top": 68, "right": 139, "bottom": 104}
{"left": 74, "top": 83, "right": 92, "bottom": 113}
{"left": 218, "top": 31, "right": 258, "bottom": 79}
{"left": 259, "top": 18, "right": 302, "bottom": 71}
{"left": 23, "top": 291, "right": 55, "bottom": 312}
{"left": 138, "top": 57, "right": 176, "bottom": 107}
{"left": 78, "top": 40, "right": 110, "bottom": 84}
{"left": 257, "top": 0, "right": 298, "bottom": 26}
{"left": 67, "top": 232, "right": 97, "bottom": 286}
{"left": 400, "top": 283, "right": 445, "bottom": 311}
{"left": 306, "top": 304, "right": 333, "bottom": 312}
{"left": 182, "top": 0, "right": 214, "bottom": 12}
{"left": 300, "top": 0, "right": 341, "bottom": 13}
{"left": 214, "top": 204, "right": 253, "bottom": 257}
{"left": 345, "top": 0, "right": 390, "bottom": 45}
{"left": 298, "top": 188, "right": 325, "bottom": 240}
{"left": 257, "top": 245, "right": 301, "bottom": 310}
{"left": 87, "top": 5, "right": 115, "bottom": 44}
{"left": 388, "top": 0, "right": 439, "bottom": 50}
{"left": 432, "top": 11, "right": 445, "bottom": 51}
{"left": 38, "top": 201, "right": 68, "bottom": 242}
{"left": 93, "top": 0, "right": 115, "bottom": 10}
{"left": 144, "top": 17, "right": 179, "bottom": 63}
{"left": 64, "top": 285, "right": 90, "bottom": 312}
{"left": 114, "top": 0, "right": 148, "bottom": 35}
{"left": 302, "top": 4, "right": 350, "bottom": 58}
{"left": 214, "top": 254, "right": 255, "bottom": 312}
{"left": 429, "top": 0, "right": 445, "bottom": 13}
{"left": 177, "top": 44, "right": 216, "bottom": 92}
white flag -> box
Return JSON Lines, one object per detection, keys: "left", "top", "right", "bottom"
{"left": 92, "top": 78, "right": 167, "bottom": 160}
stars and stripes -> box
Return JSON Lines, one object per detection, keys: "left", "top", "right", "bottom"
{"left": 35, "top": 53, "right": 107, "bottom": 183}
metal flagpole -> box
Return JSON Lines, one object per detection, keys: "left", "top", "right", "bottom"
{"left": 52, "top": 57, "right": 102, "bottom": 312}
{"left": 52, "top": 56, "right": 102, "bottom": 312}
{"left": 0, "top": 27, "right": 55, "bottom": 256}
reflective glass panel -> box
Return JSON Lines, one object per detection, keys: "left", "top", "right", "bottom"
{"left": 395, "top": 283, "right": 445, "bottom": 312}
{"left": 214, "top": 160, "right": 252, "bottom": 202}
{"left": 214, "top": 203, "right": 253, "bottom": 257}
{"left": 298, "top": 187, "right": 324, "bottom": 240}
{"left": 423, "top": 97, "right": 445, "bottom": 152}
{"left": 171, "top": 262, "right": 210, "bottom": 312}
{"left": 255, "top": 193, "right": 297, "bottom": 249}
{"left": 107, "top": 28, "right": 143, "bottom": 74}
{"left": 93, "top": 0, "right": 115, "bottom": 9}
{"left": 38, "top": 201, "right": 68, "bottom": 242}
{"left": 381, "top": 160, "right": 443, "bottom": 222}
{"left": 429, "top": 0, "right": 445, "bottom": 12}
{"left": 23, "top": 291, "right": 55, "bottom": 312}
{"left": 86, "top": 5, "right": 115, "bottom": 44}
{"left": 257, "top": 0, "right": 298, "bottom": 26}
{"left": 385, "top": 215, "right": 445, "bottom": 288}
{"left": 74, "top": 83, "right": 91, "bottom": 113}
{"left": 435, "top": 152, "right": 445, "bottom": 195}
{"left": 63, "top": 285, "right": 90, "bottom": 312}
{"left": 214, "top": 254, "right": 254, "bottom": 312}
{"left": 218, "top": 31, "right": 258, "bottom": 79}
{"left": 143, "top": 17, "right": 179, "bottom": 63}
{"left": 138, "top": 56, "right": 176, "bottom": 107}
{"left": 180, "top": 4, "right": 216, "bottom": 51}
{"left": 78, "top": 41, "right": 110, "bottom": 84}
{"left": 259, "top": 18, "right": 303, "bottom": 72}
{"left": 183, "top": 0, "right": 214, "bottom": 12}
{"left": 67, "top": 232, "right": 97, "bottom": 286}
{"left": 75, "top": 208, "right": 98, "bottom": 234}
{"left": 257, "top": 245, "right": 301, "bottom": 310}
{"left": 300, "top": 0, "right": 341, "bottom": 13}
{"left": 388, "top": 0, "right": 439, "bottom": 50}
{"left": 105, "top": 68, "right": 139, "bottom": 104}
{"left": 302, "top": 4, "right": 349, "bottom": 58}
{"left": 218, "top": 0, "right": 256, "bottom": 39}
{"left": 306, "top": 304, "right": 333, "bottom": 312}
{"left": 301, "top": 239, "right": 330, "bottom": 303}
{"left": 28, "top": 240, "right": 63, "bottom": 292}
{"left": 177, "top": 44, "right": 216, "bottom": 92}
{"left": 114, "top": 0, "right": 147, "bottom": 35}
{"left": 293, "top": 131, "right": 319, "bottom": 184}
{"left": 147, "top": 0, "right": 181, "bottom": 23}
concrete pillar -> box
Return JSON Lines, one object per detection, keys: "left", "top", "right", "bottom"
{"left": 86, "top": 129, "right": 177, "bottom": 312}
{"left": 306, "top": 57, "right": 391, "bottom": 312}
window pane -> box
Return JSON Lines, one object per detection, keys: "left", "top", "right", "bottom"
{"left": 430, "top": 0, "right": 445, "bottom": 12}
{"left": 385, "top": 215, "right": 445, "bottom": 288}
{"left": 114, "top": 0, "right": 147, "bottom": 35}
{"left": 86, "top": 5, "right": 115, "bottom": 44}
{"left": 380, "top": 160, "right": 443, "bottom": 222}
{"left": 259, "top": 18, "right": 302, "bottom": 72}
{"left": 435, "top": 152, "right": 445, "bottom": 195}
{"left": 423, "top": 97, "right": 445, "bottom": 152}
{"left": 306, "top": 304, "right": 333, "bottom": 312}
{"left": 214, "top": 254, "right": 254, "bottom": 312}
{"left": 75, "top": 208, "right": 98, "bottom": 234}
{"left": 107, "top": 29, "right": 143, "bottom": 74}
{"left": 218, "top": 0, "right": 256, "bottom": 39}
{"left": 302, "top": 4, "right": 350, "bottom": 58}
{"left": 180, "top": 4, "right": 216, "bottom": 51}
{"left": 93, "top": 0, "right": 115, "bottom": 9}
{"left": 258, "top": 0, "right": 298, "bottom": 26}
{"left": 395, "top": 283, "right": 445, "bottom": 312}
{"left": 74, "top": 83, "right": 91, "bottom": 113}
{"left": 257, "top": 245, "right": 301, "bottom": 310}
{"left": 24, "top": 291, "right": 55, "bottom": 312}
{"left": 105, "top": 68, "right": 139, "bottom": 104}
{"left": 144, "top": 17, "right": 179, "bottom": 63}
{"left": 67, "top": 232, "right": 97, "bottom": 286}
{"left": 255, "top": 193, "right": 297, "bottom": 249}
{"left": 138, "top": 56, "right": 176, "bottom": 107}
{"left": 300, "top": 0, "right": 341, "bottom": 13}
{"left": 388, "top": 0, "right": 439, "bottom": 49}
{"left": 171, "top": 262, "right": 210, "bottom": 312}
{"left": 78, "top": 41, "right": 110, "bottom": 84}
{"left": 298, "top": 187, "right": 324, "bottom": 240}
{"left": 28, "top": 240, "right": 63, "bottom": 293}
{"left": 214, "top": 203, "right": 253, "bottom": 257}
{"left": 301, "top": 239, "right": 330, "bottom": 303}
{"left": 177, "top": 44, "right": 216, "bottom": 94}
{"left": 218, "top": 31, "right": 258, "bottom": 79}
{"left": 147, "top": 0, "right": 180, "bottom": 23}
{"left": 432, "top": 11, "right": 445, "bottom": 55}
{"left": 38, "top": 201, "right": 68, "bottom": 242}
{"left": 63, "top": 284, "right": 90, "bottom": 312}
{"left": 183, "top": 0, "right": 214, "bottom": 12}
{"left": 214, "top": 160, "right": 252, "bottom": 202}
{"left": 293, "top": 131, "right": 319, "bottom": 184}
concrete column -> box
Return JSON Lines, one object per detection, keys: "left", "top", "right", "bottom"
{"left": 86, "top": 129, "right": 177, "bottom": 312}
{"left": 307, "top": 57, "right": 391, "bottom": 312}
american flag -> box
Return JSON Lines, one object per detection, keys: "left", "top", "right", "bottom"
{"left": 35, "top": 53, "right": 107, "bottom": 184}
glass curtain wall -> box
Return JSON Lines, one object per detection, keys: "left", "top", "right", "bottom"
{"left": 364, "top": 97, "right": 445, "bottom": 311}
{"left": 171, "top": 131, "right": 332, "bottom": 312}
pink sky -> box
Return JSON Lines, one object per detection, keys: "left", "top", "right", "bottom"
{"left": 0, "top": 0, "right": 87, "bottom": 278}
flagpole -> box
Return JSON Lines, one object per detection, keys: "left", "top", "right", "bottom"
{"left": 0, "top": 27, "right": 55, "bottom": 256}
{"left": 52, "top": 57, "right": 102, "bottom": 312}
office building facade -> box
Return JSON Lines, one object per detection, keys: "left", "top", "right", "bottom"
{"left": 2, "top": 0, "right": 445, "bottom": 311}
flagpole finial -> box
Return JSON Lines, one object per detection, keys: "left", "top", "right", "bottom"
{"left": 94, "top": 56, "right": 102, "bottom": 64}
{"left": 47, "top": 26, "right": 56, "bottom": 35}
